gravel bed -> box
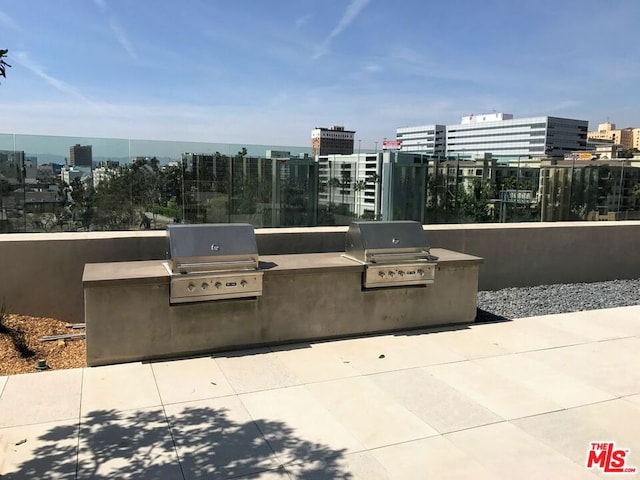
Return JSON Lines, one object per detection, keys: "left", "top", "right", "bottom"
{"left": 477, "top": 278, "right": 640, "bottom": 320}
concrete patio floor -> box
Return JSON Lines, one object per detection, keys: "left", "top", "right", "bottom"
{"left": 1, "top": 305, "right": 640, "bottom": 479}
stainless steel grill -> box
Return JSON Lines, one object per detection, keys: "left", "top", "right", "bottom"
{"left": 166, "top": 224, "right": 263, "bottom": 303}
{"left": 344, "top": 221, "right": 438, "bottom": 288}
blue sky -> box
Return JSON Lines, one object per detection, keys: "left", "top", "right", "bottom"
{"left": 1, "top": 0, "right": 639, "bottom": 149}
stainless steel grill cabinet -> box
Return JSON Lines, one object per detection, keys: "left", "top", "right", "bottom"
{"left": 344, "top": 221, "right": 437, "bottom": 288}
{"left": 166, "top": 224, "right": 263, "bottom": 303}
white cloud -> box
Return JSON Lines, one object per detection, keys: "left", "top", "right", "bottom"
{"left": 295, "top": 14, "right": 311, "bottom": 29}
{"left": 12, "top": 52, "right": 92, "bottom": 104}
{"left": 313, "top": 0, "right": 371, "bottom": 59}
{"left": 0, "top": 89, "right": 474, "bottom": 150}
{"left": 0, "top": 10, "right": 21, "bottom": 31}
{"left": 108, "top": 17, "right": 137, "bottom": 60}
{"left": 92, "top": 0, "right": 137, "bottom": 60}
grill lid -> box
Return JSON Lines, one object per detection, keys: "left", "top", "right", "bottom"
{"left": 345, "top": 221, "right": 433, "bottom": 264}
{"left": 167, "top": 223, "right": 259, "bottom": 274}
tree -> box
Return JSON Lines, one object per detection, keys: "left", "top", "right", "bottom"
{"left": 353, "top": 179, "right": 367, "bottom": 217}
{"left": 0, "top": 49, "right": 10, "bottom": 83}
{"left": 458, "top": 179, "right": 497, "bottom": 222}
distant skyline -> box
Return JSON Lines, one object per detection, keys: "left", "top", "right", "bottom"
{"left": 1, "top": 0, "right": 639, "bottom": 149}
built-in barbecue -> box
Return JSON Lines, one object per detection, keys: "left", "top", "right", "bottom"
{"left": 165, "top": 223, "right": 263, "bottom": 303}
{"left": 343, "top": 221, "right": 438, "bottom": 288}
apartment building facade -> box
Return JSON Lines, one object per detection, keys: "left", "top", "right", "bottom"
{"left": 588, "top": 122, "right": 634, "bottom": 150}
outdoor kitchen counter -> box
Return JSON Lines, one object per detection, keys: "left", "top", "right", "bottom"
{"left": 84, "top": 249, "right": 484, "bottom": 366}
{"left": 82, "top": 248, "right": 483, "bottom": 285}
{"left": 82, "top": 259, "right": 168, "bottom": 286}
{"left": 260, "top": 248, "right": 482, "bottom": 274}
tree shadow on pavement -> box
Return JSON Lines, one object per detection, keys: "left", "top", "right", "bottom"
{"left": 5, "top": 405, "right": 353, "bottom": 479}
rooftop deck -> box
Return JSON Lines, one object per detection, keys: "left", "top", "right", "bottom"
{"left": 2, "top": 306, "right": 639, "bottom": 479}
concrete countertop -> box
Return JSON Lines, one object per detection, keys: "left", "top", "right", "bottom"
{"left": 83, "top": 259, "right": 170, "bottom": 287}
{"left": 83, "top": 248, "right": 483, "bottom": 286}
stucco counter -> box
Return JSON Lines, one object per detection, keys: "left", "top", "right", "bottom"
{"left": 83, "top": 249, "right": 483, "bottom": 366}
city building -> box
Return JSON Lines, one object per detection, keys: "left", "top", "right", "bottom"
{"left": 181, "top": 152, "right": 318, "bottom": 227}
{"left": 317, "top": 151, "right": 381, "bottom": 221}
{"left": 396, "top": 124, "right": 446, "bottom": 155}
{"left": 60, "top": 165, "right": 91, "bottom": 185}
{"left": 311, "top": 126, "right": 355, "bottom": 157}
{"left": 633, "top": 128, "right": 640, "bottom": 150}
{"left": 69, "top": 144, "right": 93, "bottom": 168}
{"left": 265, "top": 150, "right": 290, "bottom": 159}
{"left": 397, "top": 113, "right": 588, "bottom": 161}
{"left": 538, "top": 159, "right": 640, "bottom": 221}
{"left": 93, "top": 166, "right": 118, "bottom": 188}
{"left": 317, "top": 151, "right": 448, "bottom": 222}
{"left": 587, "top": 122, "right": 634, "bottom": 150}
{"left": 0, "top": 149, "right": 25, "bottom": 184}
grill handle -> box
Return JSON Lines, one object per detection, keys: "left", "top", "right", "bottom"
{"left": 175, "top": 259, "right": 257, "bottom": 270}
{"left": 369, "top": 252, "right": 438, "bottom": 263}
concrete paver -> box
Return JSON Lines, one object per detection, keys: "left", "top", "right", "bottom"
{"left": 268, "top": 342, "right": 360, "bottom": 384}
{"left": 464, "top": 318, "right": 587, "bottom": 353}
{"left": 151, "top": 356, "right": 235, "bottom": 404}
{"left": 214, "top": 347, "right": 302, "bottom": 394}
{"left": 419, "top": 325, "right": 512, "bottom": 359}
{"left": 513, "top": 400, "right": 640, "bottom": 478}
{"left": 81, "top": 363, "right": 161, "bottom": 415}
{"left": 0, "top": 369, "right": 82, "bottom": 428}
{"left": 371, "top": 436, "right": 498, "bottom": 480}
{"left": 284, "top": 450, "right": 389, "bottom": 479}
{"left": 524, "top": 338, "right": 640, "bottom": 397}
{"left": 475, "top": 353, "right": 615, "bottom": 408}
{"left": 425, "top": 360, "right": 563, "bottom": 420}
{"left": 0, "top": 306, "right": 639, "bottom": 479}
{"left": 306, "top": 376, "right": 438, "bottom": 449}
{"left": 0, "top": 419, "right": 79, "bottom": 479}
{"left": 446, "top": 421, "right": 602, "bottom": 480}
{"left": 77, "top": 406, "right": 182, "bottom": 480}
{"left": 164, "top": 396, "right": 280, "bottom": 479}
{"left": 240, "top": 385, "right": 365, "bottom": 464}
{"left": 323, "top": 333, "right": 465, "bottom": 375}
{"left": 370, "top": 368, "right": 503, "bottom": 433}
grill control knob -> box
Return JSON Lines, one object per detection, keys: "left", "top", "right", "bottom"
{"left": 201, "top": 282, "right": 209, "bottom": 290}
{"left": 187, "top": 283, "right": 196, "bottom": 292}
{"left": 388, "top": 271, "right": 395, "bottom": 277}
{"left": 214, "top": 281, "right": 222, "bottom": 289}
{"left": 417, "top": 269, "right": 424, "bottom": 276}
{"left": 240, "top": 280, "right": 248, "bottom": 287}
{"left": 378, "top": 271, "right": 385, "bottom": 278}
{"left": 398, "top": 270, "right": 405, "bottom": 277}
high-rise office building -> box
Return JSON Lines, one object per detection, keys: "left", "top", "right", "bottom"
{"left": 397, "top": 113, "right": 588, "bottom": 161}
{"left": 395, "top": 124, "right": 446, "bottom": 156}
{"left": 311, "top": 125, "right": 355, "bottom": 157}
{"left": 69, "top": 144, "right": 93, "bottom": 168}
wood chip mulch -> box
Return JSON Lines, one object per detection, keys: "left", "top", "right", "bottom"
{"left": 0, "top": 313, "right": 86, "bottom": 376}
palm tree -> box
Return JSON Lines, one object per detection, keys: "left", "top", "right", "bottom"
{"left": 353, "top": 179, "right": 367, "bottom": 218}
{"left": 328, "top": 177, "right": 341, "bottom": 205}
{"left": 367, "top": 172, "right": 381, "bottom": 219}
